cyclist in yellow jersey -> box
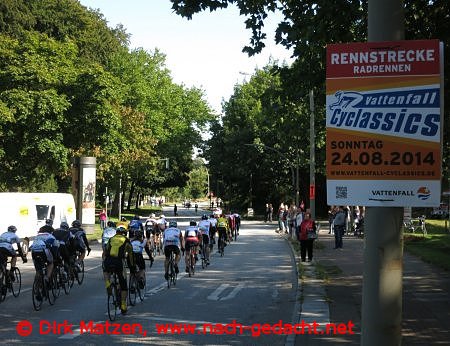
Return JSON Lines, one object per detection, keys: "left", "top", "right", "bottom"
{"left": 216, "top": 214, "right": 229, "bottom": 251}
{"left": 103, "top": 226, "right": 136, "bottom": 314}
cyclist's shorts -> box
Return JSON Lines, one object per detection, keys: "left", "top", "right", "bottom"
{"left": 31, "top": 250, "right": 51, "bottom": 271}
{"left": 0, "top": 247, "right": 15, "bottom": 260}
{"left": 134, "top": 253, "right": 145, "bottom": 271}
{"left": 103, "top": 256, "right": 124, "bottom": 273}
{"left": 185, "top": 238, "right": 199, "bottom": 251}
{"left": 217, "top": 227, "right": 227, "bottom": 236}
{"left": 164, "top": 245, "right": 180, "bottom": 258}
{"left": 201, "top": 234, "right": 209, "bottom": 245}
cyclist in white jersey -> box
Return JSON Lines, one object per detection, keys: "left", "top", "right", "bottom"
{"left": 209, "top": 215, "right": 217, "bottom": 248}
{"left": 130, "top": 230, "right": 146, "bottom": 288}
{"left": 198, "top": 215, "right": 212, "bottom": 265}
{"left": 163, "top": 221, "right": 183, "bottom": 280}
{"left": 0, "top": 226, "right": 27, "bottom": 281}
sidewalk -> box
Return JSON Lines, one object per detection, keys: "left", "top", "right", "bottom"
{"left": 294, "top": 226, "right": 450, "bottom": 345}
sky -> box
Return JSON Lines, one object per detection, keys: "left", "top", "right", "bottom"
{"left": 78, "top": 0, "right": 293, "bottom": 113}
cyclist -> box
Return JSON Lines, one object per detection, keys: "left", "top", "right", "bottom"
{"left": 163, "top": 220, "right": 183, "bottom": 280}
{"left": 101, "top": 221, "right": 117, "bottom": 259}
{"left": 128, "top": 215, "right": 143, "bottom": 239}
{"left": 116, "top": 216, "right": 129, "bottom": 230}
{"left": 144, "top": 214, "right": 157, "bottom": 264}
{"left": 233, "top": 213, "right": 241, "bottom": 237}
{"left": 103, "top": 226, "right": 136, "bottom": 315}
{"left": 216, "top": 214, "right": 229, "bottom": 252}
{"left": 184, "top": 221, "right": 201, "bottom": 273}
{"left": 209, "top": 214, "right": 217, "bottom": 249}
{"left": 69, "top": 220, "right": 91, "bottom": 265}
{"left": 52, "top": 222, "right": 75, "bottom": 275}
{"left": 130, "top": 230, "right": 146, "bottom": 289}
{"left": 198, "top": 215, "right": 212, "bottom": 265}
{"left": 0, "top": 225, "right": 27, "bottom": 282}
{"left": 30, "top": 224, "right": 58, "bottom": 284}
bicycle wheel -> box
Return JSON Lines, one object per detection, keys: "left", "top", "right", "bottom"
{"left": 107, "top": 283, "right": 118, "bottom": 321}
{"left": 10, "top": 267, "right": 21, "bottom": 297}
{"left": 52, "top": 270, "right": 61, "bottom": 299}
{"left": 128, "top": 274, "right": 137, "bottom": 306}
{"left": 76, "top": 260, "right": 84, "bottom": 285}
{"left": 0, "top": 268, "right": 6, "bottom": 302}
{"left": 168, "top": 258, "right": 176, "bottom": 288}
{"left": 68, "top": 265, "right": 75, "bottom": 288}
{"left": 46, "top": 275, "right": 55, "bottom": 305}
{"left": 201, "top": 254, "right": 206, "bottom": 269}
{"left": 138, "top": 273, "right": 145, "bottom": 301}
{"left": 32, "top": 276, "right": 44, "bottom": 311}
{"left": 60, "top": 267, "right": 70, "bottom": 295}
{"left": 189, "top": 253, "right": 195, "bottom": 277}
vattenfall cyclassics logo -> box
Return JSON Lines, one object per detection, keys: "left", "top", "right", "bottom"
{"left": 370, "top": 187, "right": 431, "bottom": 200}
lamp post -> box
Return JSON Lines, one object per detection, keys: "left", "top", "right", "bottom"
{"left": 244, "top": 143, "right": 299, "bottom": 206}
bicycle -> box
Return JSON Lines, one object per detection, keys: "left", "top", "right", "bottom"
{"left": 217, "top": 230, "right": 226, "bottom": 257}
{"left": 54, "top": 259, "right": 70, "bottom": 295}
{"left": 0, "top": 258, "right": 21, "bottom": 302}
{"left": 403, "top": 216, "right": 427, "bottom": 235}
{"left": 69, "top": 251, "right": 84, "bottom": 285}
{"left": 128, "top": 271, "right": 145, "bottom": 305}
{"left": 32, "top": 265, "right": 55, "bottom": 311}
{"left": 200, "top": 244, "right": 208, "bottom": 269}
{"left": 167, "top": 250, "right": 177, "bottom": 288}
{"left": 186, "top": 246, "right": 196, "bottom": 277}
{"left": 107, "top": 271, "right": 122, "bottom": 321}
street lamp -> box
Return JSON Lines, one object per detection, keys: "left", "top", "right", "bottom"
{"left": 244, "top": 143, "right": 299, "bottom": 206}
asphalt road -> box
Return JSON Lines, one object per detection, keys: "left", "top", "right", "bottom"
{"left": 0, "top": 206, "right": 298, "bottom": 345}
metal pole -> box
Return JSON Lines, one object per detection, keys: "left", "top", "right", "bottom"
{"left": 362, "top": 1, "right": 404, "bottom": 345}
{"left": 309, "top": 89, "right": 315, "bottom": 219}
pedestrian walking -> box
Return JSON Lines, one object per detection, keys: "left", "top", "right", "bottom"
{"left": 268, "top": 203, "right": 273, "bottom": 222}
{"left": 174, "top": 204, "right": 178, "bottom": 216}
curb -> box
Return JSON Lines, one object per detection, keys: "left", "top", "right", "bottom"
{"left": 279, "top": 230, "right": 330, "bottom": 345}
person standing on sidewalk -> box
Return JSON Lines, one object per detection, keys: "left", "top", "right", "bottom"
{"left": 99, "top": 209, "right": 107, "bottom": 231}
{"left": 297, "top": 212, "right": 316, "bottom": 262}
{"left": 333, "top": 206, "right": 346, "bottom": 249}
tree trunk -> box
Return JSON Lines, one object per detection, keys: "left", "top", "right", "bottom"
{"left": 127, "top": 181, "right": 135, "bottom": 211}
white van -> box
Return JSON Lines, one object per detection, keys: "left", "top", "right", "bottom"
{"left": 0, "top": 193, "right": 76, "bottom": 252}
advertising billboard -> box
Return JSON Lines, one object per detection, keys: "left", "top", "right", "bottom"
{"left": 326, "top": 40, "right": 443, "bottom": 206}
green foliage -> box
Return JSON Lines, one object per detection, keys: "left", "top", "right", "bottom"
{"left": 173, "top": 0, "right": 450, "bottom": 213}
{"left": 0, "top": 0, "right": 214, "bottom": 202}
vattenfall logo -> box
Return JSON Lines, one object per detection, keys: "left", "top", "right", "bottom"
{"left": 370, "top": 187, "right": 431, "bottom": 200}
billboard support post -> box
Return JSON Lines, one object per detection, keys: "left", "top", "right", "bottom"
{"left": 363, "top": 1, "right": 404, "bottom": 345}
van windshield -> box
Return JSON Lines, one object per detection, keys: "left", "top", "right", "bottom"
{"left": 36, "top": 205, "right": 50, "bottom": 221}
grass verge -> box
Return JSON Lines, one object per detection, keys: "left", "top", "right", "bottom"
{"left": 403, "top": 219, "right": 450, "bottom": 271}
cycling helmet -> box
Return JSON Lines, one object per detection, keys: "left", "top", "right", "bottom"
{"left": 121, "top": 216, "right": 127, "bottom": 221}
{"left": 72, "top": 220, "right": 81, "bottom": 228}
{"left": 39, "top": 225, "right": 54, "bottom": 233}
{"left": 116, "top": 226, "right": 127, "bottom": 234}
{"left": 7, "top": 225, "right": 17, "bottom": 233}
{"left": 169, "top": 221, "right": 177, "bottom": 228}
{"left": 202, "top": 214, "right": 208, "bottom": 220}
{"left": 190, "top": 220, "right": 197, "bottom": 226}
{"left": 107, "top": 221, "right": 116, "bottom": 228}
{"left": 45, "top": 218, "right": 54, "bottom": 226}
{"left": 60, "top": 222, "right": 69, "bottom": 230}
